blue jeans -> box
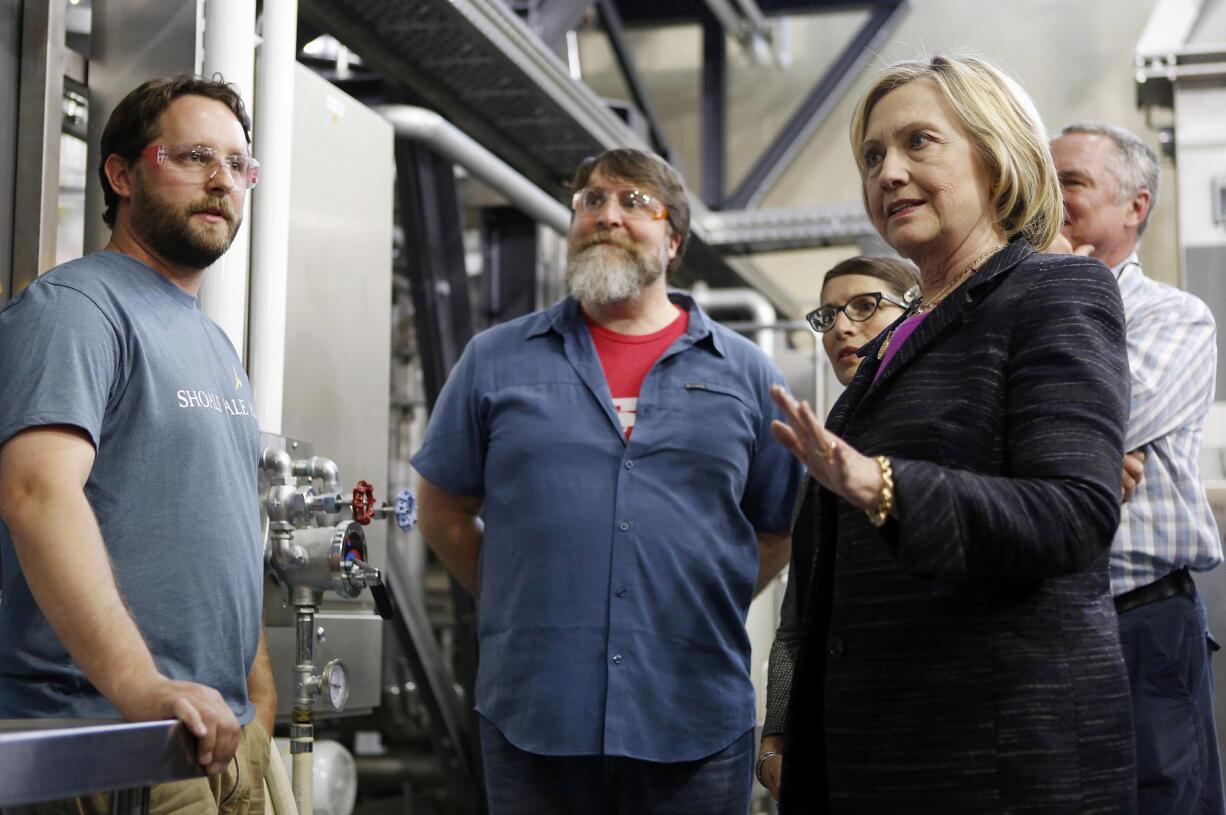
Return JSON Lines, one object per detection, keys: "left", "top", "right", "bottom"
{"left": 478, "top": 718, "right": 754, "bottom": 815}
{"left": 1119, "top": 591, "right": 1226, "bottom": 815}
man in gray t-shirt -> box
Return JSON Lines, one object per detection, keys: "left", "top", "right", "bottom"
{"left": 0, "top": 76, "right": 272, "bottom": 790}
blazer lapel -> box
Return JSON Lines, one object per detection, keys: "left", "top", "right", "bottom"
{"left": 853, "top": 239, "right": 1034, "bottom": 413}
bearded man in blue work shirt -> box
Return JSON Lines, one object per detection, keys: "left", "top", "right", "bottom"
{"left": 412, "top": 148, "right": 802, "bottom": 814}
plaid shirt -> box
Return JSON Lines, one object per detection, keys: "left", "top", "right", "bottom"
{"left": 1112, "top": 253, "right": 1223, "bottom": 594}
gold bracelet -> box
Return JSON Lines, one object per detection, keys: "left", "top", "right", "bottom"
{"left": 865, "top": 455, "right": 894, "bottom": 527}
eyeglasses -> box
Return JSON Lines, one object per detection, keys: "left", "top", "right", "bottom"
{"left": 806, "top": 290, "right": 914, "bottom": 333}
{"left": 141, "top": 144, "right": 260, "bottom": 189}
{"left": 571, "top": 186, "right": 668, "bottom": 221}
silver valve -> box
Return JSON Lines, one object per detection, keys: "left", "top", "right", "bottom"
{"left": 341, "top": 557, "right": 381, "bottom": 590}
{"left": 342, "top": 557, "right": 394, "bottom": 620}
{"left": 304, "top": 491, "right": 345, "bottom": 514}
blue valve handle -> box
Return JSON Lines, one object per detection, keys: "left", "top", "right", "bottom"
{"left": 393, "top": 487, "right": 418, "bottom": 531}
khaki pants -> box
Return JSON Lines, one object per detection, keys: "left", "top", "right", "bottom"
{"left": 7, "top": 719, "right": 271, "bottom": 815}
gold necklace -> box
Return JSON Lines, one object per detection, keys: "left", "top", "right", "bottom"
{"left": 877, "top": 243, "right": 1006, "bottom": 360}
{"left": 915, "top": 244, "right": 1007, "bottom": 313}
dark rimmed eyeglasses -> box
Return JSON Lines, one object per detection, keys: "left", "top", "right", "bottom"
{"left": 806, "top": 290, "right": 914, "bottom": 333}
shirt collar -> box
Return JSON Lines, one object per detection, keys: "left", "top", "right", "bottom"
{"left": 1112, "top": 251, "right": 1143, "bottom": 295}
{"left": 528, "top": 292, "right": 726, "bottom": 357}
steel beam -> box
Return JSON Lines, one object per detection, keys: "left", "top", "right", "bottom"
{"left": 299, "top": 0, "right": 791, "bottom": 312}
{"left": 0, "top": 0, "right": 20, "bottom": 307}
{"left": 482, "top": 206, "right": 540, "bottom": 324}
{"left": 725, "top": 0, "right": 908, "bottom": 209}
{"left": 700, "top": 202, "right": 875, "bottom": 253}
{"left": 11, "top": 0, "right": 66, "bottom": 292}
{"left": 395, "top": 139, "right": 475, "bottom": 407}
{"left": 595, "top": 0, "right": 675, "bottom": 163}
{"left": 701, "top": 15, "right": 727, "bottom": 208}
{"left": 534, "top": 0, "right": 598, "bottom": 51}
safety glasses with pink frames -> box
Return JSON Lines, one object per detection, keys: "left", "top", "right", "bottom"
{"left": 141, "top": 144, "right": 260, "bottom": 189}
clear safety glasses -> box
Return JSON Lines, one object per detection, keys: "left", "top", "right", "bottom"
{"left": 571, "top": 186, "right": 668, "bottom": 221}
{"left": 141, "top": 143, "right": 260, "bottom": 189}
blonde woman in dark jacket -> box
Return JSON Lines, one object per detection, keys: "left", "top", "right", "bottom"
{"left": 768, "top": 54, "right": 1134, "bottom": 814}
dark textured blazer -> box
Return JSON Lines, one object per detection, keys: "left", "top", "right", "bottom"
{"left": 781, "top": 240, "right": 1137, "bottom": 814}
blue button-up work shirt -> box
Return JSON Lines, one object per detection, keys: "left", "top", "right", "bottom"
{"left": 411, "top": 293, "right": 801, "bottom": 762}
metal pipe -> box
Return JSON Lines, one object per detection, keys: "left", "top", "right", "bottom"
{"left": 293, "top": 456, "right": 340, "bottom": 497}
{"left": 375, "top": 105, "right": 571, "bottom": 236}
{"left": 291, "top": 606, "right": 315, "bottom": 815}
{"left": 200, "top": 0, "right": 256, "bottom": 359}
{"left": 690, "top": 283, "right": 777, "bottom": 359}
{"left": 293, "top": 455, "right": 342, "bottom": 525}
{"left": 247, "top": 0, "right": 299, "bottom": 435}
{"left": 354, "top": 752, "right": 444, "bottom": 786}
{"left": 261, "top": 448, "right": 294, "bottom": 482}
{"left": 293, "top": 608, "right": 315, "bottom": 710}
{"left": 11, "top": 0, "right": 66, "bottom": 290}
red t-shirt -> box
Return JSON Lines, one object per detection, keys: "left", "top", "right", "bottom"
{"left": 586, "top": 306, "right": 689, "bottom": 437}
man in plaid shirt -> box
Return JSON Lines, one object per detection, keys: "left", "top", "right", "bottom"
{"left": 1054, "top": 122, "right": 1224, "bottom": 815}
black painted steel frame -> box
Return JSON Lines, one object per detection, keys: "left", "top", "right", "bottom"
{"left": 596, "top": 0, "right": 675, "bottom": 163}
{"left": 482, "top": 206, "right": 540, "bottom": 325}
{"left": 700, "top": 13, "right": 726, "bottom": 208}
{"left": 395, "top": 139, "right": 475, "bottom": 408}
{"left": 723, "top": 0, "right": 908, "bottom": 209}
{"left": 394, "top": 139, "right": 488, "bottom": 815}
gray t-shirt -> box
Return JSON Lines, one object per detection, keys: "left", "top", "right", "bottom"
{"left": 0, "top": 251, "right": 263, "bottom": 723}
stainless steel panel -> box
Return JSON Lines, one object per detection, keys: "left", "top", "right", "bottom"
{"left": 0, "top": 0, "right": 19, "bottom": 307}
{"left": 281, "top": 64, "right": 394, "bottom": 615}
{"left": 0, "top": 719, "right": 199, "bottom": 806}
{"left": 83, "top": 0, "right": 200, "bottom": 253}
{"left": 266, "top": 612, "right": 384, "bottom": 718}
{"left": 11, "top": 0, "right": 65, "bottom": 290}
{"left": 1174, "top": 83, "right": 1226, "bottom": 399}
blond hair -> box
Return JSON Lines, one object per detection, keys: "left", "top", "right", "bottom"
{"left": 849, "top": 54, "right": 1061, "bottom": 250}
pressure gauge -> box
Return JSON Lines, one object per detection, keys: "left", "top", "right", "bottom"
{"left": 320, "top": 659, "right": 350, "bottom": 711}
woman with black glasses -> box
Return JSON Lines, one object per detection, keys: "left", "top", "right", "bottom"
{"left": 808, "top": 257, "right": 919, "bottom": 388}
{"left": 756, "top": 255, "right": 917, "bottom": 801}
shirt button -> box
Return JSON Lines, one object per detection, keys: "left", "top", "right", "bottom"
{"left": 615, "top": 587, "right": 627, "bottom": 598}
{"left": 827, "top": 637, "right": 844, "bottom": 658}
{"left": 619, "top": 521, "right": 630, "bottom": 532}
{"left": 611, "top": 654, "right": 623, "bottom": 665}
{"left": 624, "top": 460, "right": 635, "bottom": 469}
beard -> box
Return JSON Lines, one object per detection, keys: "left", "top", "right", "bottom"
{"left": 130, "top": 179, "right": 240, "bottom": 271}
{"left": 565, "top": 230, "right": 667, "bottom": 306}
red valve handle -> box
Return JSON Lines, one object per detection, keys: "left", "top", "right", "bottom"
{"left": 352, "top": 480, "right": 376, "bottom": 525}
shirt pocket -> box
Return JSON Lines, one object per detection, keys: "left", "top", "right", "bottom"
{"left": 655, "top": 381, "right": 757, "bottom": 485}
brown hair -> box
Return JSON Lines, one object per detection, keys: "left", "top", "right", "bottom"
{"left": 822, "top": 256, "right": 919, "bottom": 302}
{"left": 99, "top": 74, "right": 251, "bottom": 227}
{"left": 569, "top": 148, "right": 691, "bottom": 275}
